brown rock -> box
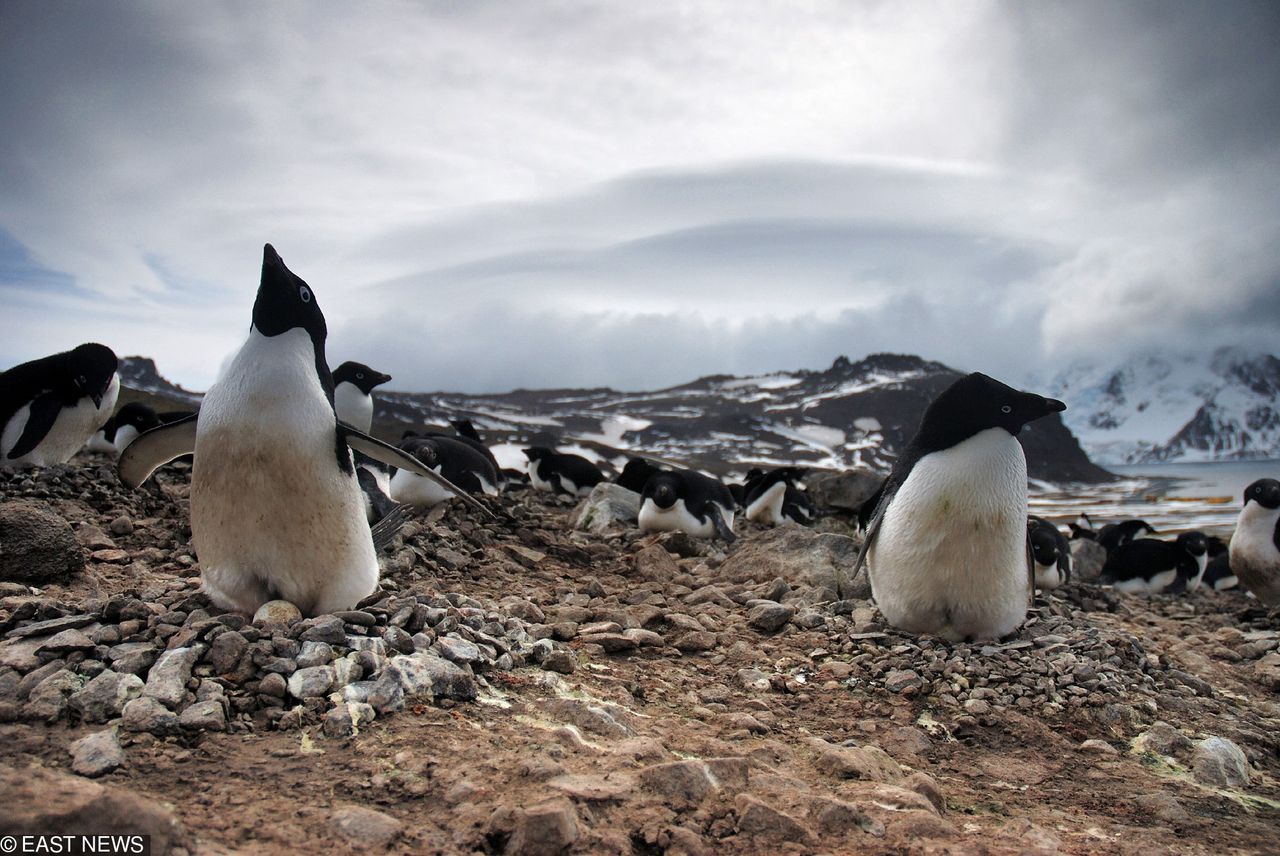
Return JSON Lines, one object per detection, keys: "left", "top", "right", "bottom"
{"left": 811, "top": 738, "right": 903, "bottom": 783}
{"left": 0, "top": 763, "right": 185, "bottom": 852}
{"left": 505, "top": 799, "right": 579, "bottom": 856}
{"left": 546, "top": 773, "right": 634, "bottom": 801}
{"left": 329, "top": 804, "right": 403, "bottom": 848}
{"left": 717, "top": 526, "right": 859, "bottom": 601}
{"left": 810, "top": 796, "right": 885, "bottom": 836}
{"left": 0, "top": 501, "right": 85, "bottom": 585}
{"left": 734, "top": 794, "right": 813, "bottom": 843}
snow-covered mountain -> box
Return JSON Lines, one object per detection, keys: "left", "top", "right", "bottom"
{"left": 1045, "top": 348, "right": 1280, "bottom": 464}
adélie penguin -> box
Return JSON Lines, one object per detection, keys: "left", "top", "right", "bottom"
{"left": 638, "top": 467, "right": 737, "bottom": 542}
{"left": 1027, "top": 516, "right": 1071, "bottom": 590}
{"left": 332, "top": 361, "right": 392, "bottom": 434}
{"left": 1, "top": 343, "right": 119, "bottom": 467}
{"left": 86, "top": 402, "right": 163, "bottom": 456}
{"left": 391, "top": 434, "right": 501, "bottom": 508}
{"left": 743, "top": 466, "right": 814, "bottom": 526}
{"left": 853, "top": 373, "right": 1066, "bottom": 641}
{"left": 524, "top": 447, "right": 604, "bottom": 498}
{"left": 1229, "top": 478, "right": 1280, "bottom": 604}
{"left": 118, "top": 244, "right": 485, "bottom": 617}
{"left": 1100, "top": 531, "right": 1209, "bottom": 595}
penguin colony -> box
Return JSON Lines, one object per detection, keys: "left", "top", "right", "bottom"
{"left": 2, "top": 243, "right": 1276, "bottom": 640}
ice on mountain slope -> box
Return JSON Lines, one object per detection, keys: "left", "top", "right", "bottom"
{"left": 1046, "top": 348, "right": 1280, "bottom": 464}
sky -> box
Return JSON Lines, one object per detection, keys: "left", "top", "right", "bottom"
{"left": 1, "top": 1, "right": 1278, "bottom": 394}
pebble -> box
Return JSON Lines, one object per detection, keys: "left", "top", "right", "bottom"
{"left": 288, "top": 666, "right": 335, "bottom": 699}
{"left": 254, "top": 600, "right": 303, "bottom": 627}
{"left": 747, "top": 602, "right": 795, "bottom": 633}
{"left": 121, "top": 696, "right": 181, "bottom": 735}
{"left": 330, "top": 804, "right": 403, "bottom": 847}
{"left": 179, "top": 699, "right": 228, "bottom": 731}
{"left": 68, "top": 670, "right": 143, "bottom": 723}
{"left": 541, "top": 651, "right": 577, "bottom": 674}
{"left": 142, "top": 646, "right": 203, "bottom": 708}
{"left": 70, "top": 729, "right": 125, "bottom": 777}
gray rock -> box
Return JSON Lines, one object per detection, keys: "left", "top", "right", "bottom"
{"left": 297, "top": 615, "right": 346, "bottom": 644}
{"left": 205, "top": 631, "right": 248, "bottom": 674}
{"left": 105, "top": 643, "right": 157, "bottom": 676}
{"left": 254, "top": 599, "right": 303, "bottom": 627}
{"left": 142, "top": 646, "right": 203, "bottom": 708}
{"left": 1192, "top": 736, "right": 1251, "bottom": 788}
{"left": 884, "top": 669, "right": 924, "bottom": 695}
{"left": 258, "top": 672, "right": 288, "bottom": 698}
{"left": 5, "top": 613, "right": 98, "bottom": 640}
{"left": 178, "top": 700, "right": 227, "bottom": 732}
{"left": 35, "top": 628, "right": 96, "bottom": 656}
{"left": 383, "top": 626, "right": 415, "bottom": 655}
{"left": 287, "top": 665, "right": 335, "bottom": 699}
{"left": 804, "top": 468, "right": 883, "bottom": 514}
{"left": 541, "top": 651, "right": 577, "bottom": 674}
{"left": 1133, "top": 722, "right": 1195, "bottom": 759}
{"left": 746, "top": 602, "right": 794, "bottom": 633}
{"left": 718, "top": 526, "right": 861, "bottom": 602}
{"left": 295, "top": 640, "right": 334, "bottom": 669}
{"left": 0, "top": 637, "right": 52, "bottom": 672}
{"left": 323, "top": 702, "right": 376, "bottom": 739}
{"left": 23, "top": 669, "right": 82, "bottom": 721}
{"left": 0, "top": 500, "right": 85, "bottom": 584}
{"left": 436, "top": 636, "right": 482, "bottom": 664}
{"left": 69, "top": 670, "right": 144, "bottom": 723}
{"left": 572, "top": 483, "right": 641, "bottom": 533}
{"left": 331, "top": 657, "right": 363, "bottom": 688}
{"left": 1070, "top": 539, "right": 1107, "bottom": 582}
{"left": 70, "top": 730, "right": 124, "bottom": 777}
{"left": 330, "top": 804, "right": 403, "bottom": 848}
{"left": 121, "top": 697, "right": 181, "bottom": 735}
{"left": 368, "top": 653, "right": 477, "bottom": 713}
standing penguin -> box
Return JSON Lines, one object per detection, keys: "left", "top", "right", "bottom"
{"left": 332, "top": 361, "right": 392, "bottom": 434}
{"left": 1229, "top": 478, "right": 1280, "bottom": 605}
{"left": 119, "top": 244, "right": 483, "bottom": 616}
{"left": 1, "top": 343, "right": 119, "bottom": 467}
{"left": 853, "top": 373, "right": 1066, "bottom": 641}
{"left": 638, "top": 467, "right": 737, "bottom": 542}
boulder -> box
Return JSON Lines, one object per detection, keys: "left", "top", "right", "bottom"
{"left": 805, "top": 468, "right": 883, "bottom": 514}
{"left": 572, "top": 483, "right": 641, "bottom": 533}
{"left": 1070, "top": 539, "right": 1107, "bottom": 582}
{"left": 0, "top": 501, "right": 84, "bottom": 585}
{"left": 719, "top": 527, "right": 863, "bottom": 602}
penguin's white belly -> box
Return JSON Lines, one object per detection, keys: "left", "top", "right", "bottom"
{"left": 334, "top": 383, "right": 373, "bottom": 434}
{"left": 191, "top": 330, "right": 376, "bottom": 617}
{"left": 1034, "top": 561, "right": 1065, "bottom": 590}
{"left": 638, "top": 498, "right": 731, "bottom": 539}
{"left": 84, "top": 428, "right": 117, "bottom": 454}
{"left": 1185, "top": 553, "right": 1208, "bottom": 591}
{"left": 390, "top": 467, "right": 456, "bottom": 507}
{"left": 113, "top": 424, "right": 140, "bottom": 455}
{"left": 2, "top": 374, "right": 119, "bottom": 467}
{"left": 528, "top": 463, "right": 557, "bottom": 492}
{"left": 1113, "top": 569, "right": 1178, "bottom": 595}
{"left": 869, "top": 428, "right": 1030, "bottom": 641}
{"left": 1230, "top": 503, "right": 1280, "bottom": 604}
{"left": 745, "top": 481, "right": 787, "bottom": 525}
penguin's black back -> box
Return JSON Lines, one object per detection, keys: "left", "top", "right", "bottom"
{"left": 1203, "top": 552, "right": 1237, "bottom": 590}
{"left": 1101, "top": 537, "right": 1199, "bottom": 593}
{"left": 401, "top": 435, "right": 498, "bottom": 493}
{"left": 1, "top": 351, "right": 82, "bottom": 437}
{"left": 537, "top": 451, "right": 604, "bottom": 491}
{"left": 1098, "top": 519, "right": 1155, "bottom": 553}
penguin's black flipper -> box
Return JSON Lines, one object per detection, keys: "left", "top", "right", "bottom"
{"left": 117, "top": 414, "right": 199, "bottom": 488}
{"left": 1025, "top": 528, "right": 1036, "bottom": 604}
{"left": 853, "top": 479, "right": 897, "bottom": 578}
{"left": 369, "top": 503, "right": 407, "bottom": 551}
{"left": 710, "top": 508, "right": 737, "bottom": 544}
{"left": 7, "top": 391, "right": 62, "bottom": 460}
{"left": 338, "top": 423, "right": 496, "bottom": 519}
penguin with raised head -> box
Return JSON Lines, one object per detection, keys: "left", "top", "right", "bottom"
{"left": 524, "top": 447, "right": 604, "bottom": 498}
{"left": 97, "top": 402, "right": 163, "bottom": 456}
{"left": 118, "top": 244, "right": 485, "bottom": 616}
{"left": 1229, "top": 478, "right": 1280, "bottom": 604}
{"left": 1100, "top": 531, "right": 1209, "bottom": 594}
{"left": 1, "top": 343, "right": 119, "bottom": 467}
{"left": 1098, "top": 519, "right": 1157, "bottom": 553}
{"left": 743, "top": 466, "right": 813, "bottom": 526}
{"left": 390, "top": 434, "right": 500, "bottom": 508}
{"left": 1028, "top": 516, "right": 1071, "bottom": 590}
{"left": 616, "top": 457, "right": 663, "bottom": 494}
{"left": 638, "top": 467, "right": 737, "bottom": 542}
{"left": 1067, "top": 512, "right": 1097, "bottom": 541}
{"left": 332, "top": 361, "right": 392, "bottom": 434}
{"left": 852, "top": 373, "right": 1066, "bottom": 641}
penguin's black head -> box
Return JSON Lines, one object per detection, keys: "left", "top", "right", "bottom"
{"left": 450, "top": 419, "right": 482, "bottom": 442}
{"left": 1244, "top": 478, "right": 1280, "bottom": 510}
{"left": 115, "top": 402, "right": 160, "bottom": 432}
{"left": 914, "top": 372, "right": 1066, "bottom": 450}
{"left": 252, "top": 244, "right": 327, "bottom": 344}
{"left": 643, "top": 472, "right": 683, "bottom": 510}
{"left": 1028, "top": 519, "right": 1061, "bottom": 566}
{"left": 1205, "top": 535, "right": 1228, "bottom": 557}
{"left": 1176, "top": 531, "right": 1208, "bottom": 557}
{"left": 400, "top": 437, "right": 439, "bottom": 468}
{"left": 523, "top": 447, "right": 553, "bottom": 462}
{"left": 333, "top": 361, "right": 392, "bottom": 394}
{"left": 67, "top": 343, "right": 118, "bottom": 407}
{"left": 617, "top": 458, "right": 661, "bottom": 492}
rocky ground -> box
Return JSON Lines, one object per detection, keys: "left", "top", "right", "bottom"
{"left": 0, "top": 458, "right": 1278, "bottom": 855}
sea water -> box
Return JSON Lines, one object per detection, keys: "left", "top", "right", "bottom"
{"left": 1029, "top": 459, "right": 1280, "bottom": 536}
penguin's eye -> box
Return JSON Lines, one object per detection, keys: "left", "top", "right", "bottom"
{"left": 299, "top": 286, "right": 312, "bottom": 304}
{"left": 1001, "top": 405, "right": 1012, "bottom": 414}
{"left": 356, "top": 373, "right": 364, "bottom": 380}
{"left": 77, "top": 375, "right": 87, "bottom": 385}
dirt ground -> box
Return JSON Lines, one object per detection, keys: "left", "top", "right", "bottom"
{"left": 1, "top": 457, "right": 1278, "bottom": 855}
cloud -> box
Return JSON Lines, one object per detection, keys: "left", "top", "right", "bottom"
{"left": 0, "top": 1, "right": 1277, "bottom": 391}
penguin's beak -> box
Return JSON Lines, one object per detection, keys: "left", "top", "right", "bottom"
{"left": 1046, "top": 398, "right": 1066, "bottom": 413}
